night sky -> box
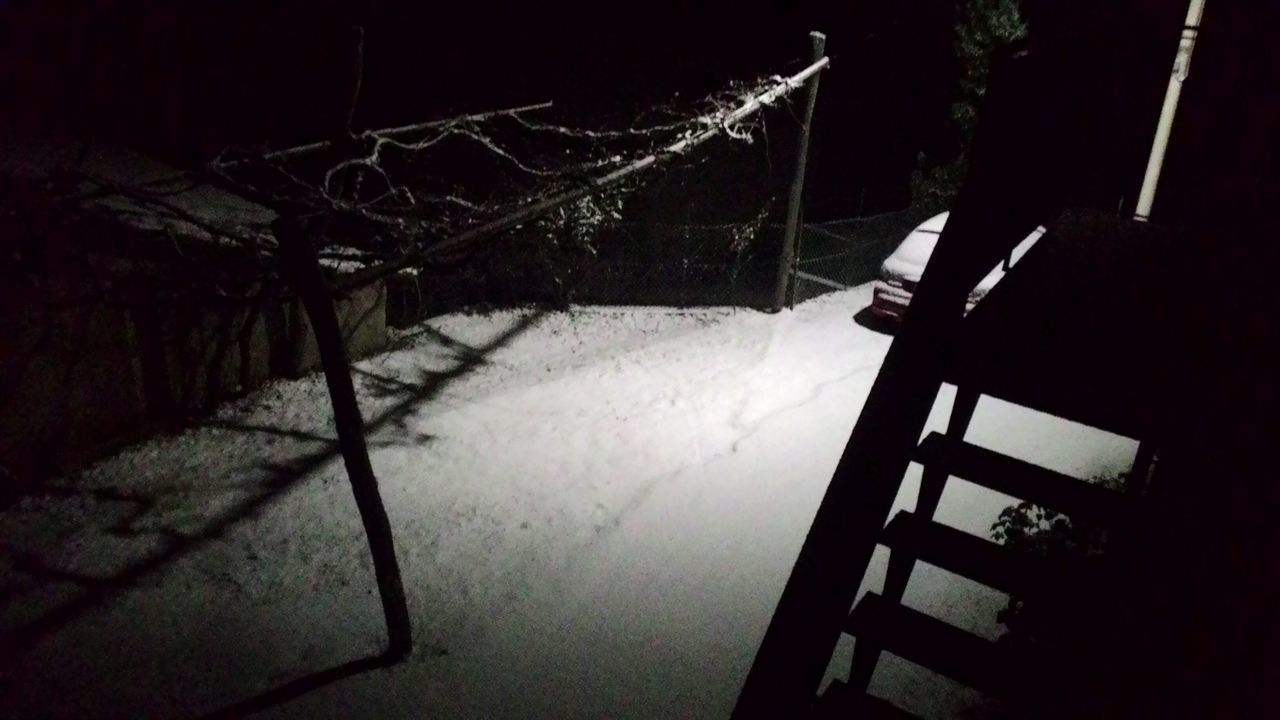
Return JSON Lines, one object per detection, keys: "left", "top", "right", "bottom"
{"left": 2, "top": 1, "right": 1277, "bottom": 222}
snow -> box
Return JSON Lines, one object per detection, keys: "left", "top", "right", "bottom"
{"left": 0, "top": 284, "right": 1138, "bottom": 719}
{"left": 0, "top": 133, "right": 275, "bottom": 244}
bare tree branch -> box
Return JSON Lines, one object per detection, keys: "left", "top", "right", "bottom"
{"left": 330, "top": 56, "right": 830, "bottom": 292}
{"left": 216, "top": 102, "right": 554, "bottom": 167}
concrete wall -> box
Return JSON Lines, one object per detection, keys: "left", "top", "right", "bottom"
{"left": 287, "top": 282, "right": 387, "bottom": 377}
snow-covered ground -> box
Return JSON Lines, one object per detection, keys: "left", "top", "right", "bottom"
{"left": 0, "top": 285, "right": 1138, "bottom": 719}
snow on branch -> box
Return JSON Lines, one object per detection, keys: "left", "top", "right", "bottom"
{"left": 326, "top": 56, "right": 830, "bottom": 293}
{"left": 221, "top": 101, "right": 555, "bottom": 166}
{"left": 18, "top": 55, "right": 828, "bottom": 306}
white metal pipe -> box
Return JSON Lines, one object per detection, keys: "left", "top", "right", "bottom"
{"left": 1134, "top": 0, "right": 1207, "bottom": 221}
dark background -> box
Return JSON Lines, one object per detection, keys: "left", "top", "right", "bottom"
{"left": 2, "top": 0, "right": 1276, "bottom": 223}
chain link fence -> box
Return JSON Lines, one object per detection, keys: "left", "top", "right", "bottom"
{"left": 386, "top": 112, "right": 799, "bottom": 326}
{"left": 789, "top": 206, "right": 940, "bottom": 305}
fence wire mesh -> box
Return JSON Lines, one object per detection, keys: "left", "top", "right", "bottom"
{"left": 385, "top": 105, "right": 801, "bottom": 326}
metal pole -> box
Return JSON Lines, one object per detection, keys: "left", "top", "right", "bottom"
{"left": 1133, "top": 0, "right": 1207, "bottom": 222}
{"left": 773, "top": 31, "right": 827, "bottom": 311}
{"left": 1130, "top": 0, "right": 1206, "bottom": 495}
{"left": 789, "top": 206, "right": 804, "bottom": 309}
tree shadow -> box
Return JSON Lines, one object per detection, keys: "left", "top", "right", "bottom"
{"left": 0, "top": 309, "right": 545, "bottom": 670}
{"left": 199, "top": 651, "right": 395, "bottom": 719}
{"left": 201, "top": 419, "right": 337, "bottom": 444}
{"left": 390, "top": 322, "right": 486, "bottom": 358}
{"left": 202, "top": 419, "right": 419, "bottom": 449}
{"left": 353, "top": 367, "right": 425, "bottom": 399}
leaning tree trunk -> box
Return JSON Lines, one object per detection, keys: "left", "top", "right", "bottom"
{"left": 274, "top": 214, "right": 412, "bottom": 661}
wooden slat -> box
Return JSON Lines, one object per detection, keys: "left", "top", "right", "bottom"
{"left": 881, "top": 511, "right": 1072, "bottom": 598}
{"left": 847, "top": 593, "right": 1013, "bottom": 697}
{"left": 914, "top": 433, "right": 1127, "bottom": 525}
{"left": 814, "top": 680, "right": 923, "bottom": 719}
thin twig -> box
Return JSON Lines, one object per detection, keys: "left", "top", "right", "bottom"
{"left": 332, "top": 56, "right": 830, "bottom": 293}
{"left": 218, "top": 101, "right": 554, "bottom": 166}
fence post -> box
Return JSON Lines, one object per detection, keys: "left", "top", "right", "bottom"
{"left": 790, "top": 206, "right": 804, "bottom": 309}
{"left": 773, "top": 31, "right": 827, "bottom": 312}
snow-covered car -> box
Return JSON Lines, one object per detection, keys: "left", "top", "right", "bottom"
{"left": 869, "top": 211, "right": 1046, "bottom": 321}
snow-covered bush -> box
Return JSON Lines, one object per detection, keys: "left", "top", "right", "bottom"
{"left": 988, "top": 473, "right": 1125, "bottom": 717}
{"left": 990, "top": 473, "right": 1122, "bottom": 641}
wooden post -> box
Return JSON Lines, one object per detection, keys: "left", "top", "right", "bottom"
{"left": 275, "top": 215, "right": 413, "bottom": 661}
{"left": 789, "top": 206, "right": 804, "bottom": 309}
{"left": 773, "top": 31, "right": 827, "bottom": 312}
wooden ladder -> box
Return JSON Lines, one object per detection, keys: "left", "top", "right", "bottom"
{"left": 732, "top": 46, "right": 1173, "bottom": 719}
{"left": 815, "top": 405, "right": 1149, "bottom": 718}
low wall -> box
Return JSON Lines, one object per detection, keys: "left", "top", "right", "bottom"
{"left": 0, "top": 296, "right": 150, "bottom": 494}
{"left": 0, "top": 280, "right": 386, "bottom": 502}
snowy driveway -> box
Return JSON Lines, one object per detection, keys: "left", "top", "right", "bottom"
{"left": 0, "top": 284, "right": 1138, "bottom": 719}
